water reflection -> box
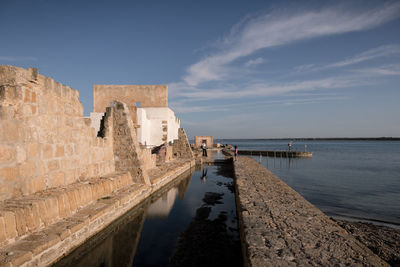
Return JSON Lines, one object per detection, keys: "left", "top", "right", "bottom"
{"left": 147, "top": 188, "right": 179, "bottom": 218}
{"left": 53, "top": 203, "right": 147, "bottom": 267}
{"left": 200, "top": 168, "right": 208, "bottom": 184}
{"left": 55, "top": 158, "right": 241, "bottom": 267}
{"left": 54, "top": 172, "right": 192, "bottom": 267}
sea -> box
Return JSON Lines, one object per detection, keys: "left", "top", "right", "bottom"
{"left": 216, "top": 139, "right": 400, "bottom": 227}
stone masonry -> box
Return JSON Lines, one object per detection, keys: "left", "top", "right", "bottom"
{"left": 111, "top": 102, "right": 150, "bottom": 185}
{"left": 0, "top": 65, "right": 195, "bottom": 265}
{"left": 234, "top": 156, "right": 389, "bottom": 266}
{"left": 173, "top": 128, "right": 194, "bottom": 159}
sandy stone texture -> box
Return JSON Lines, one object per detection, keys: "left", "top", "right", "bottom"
{"left": 234, "top": 156, "right": 389, "bottom": 267}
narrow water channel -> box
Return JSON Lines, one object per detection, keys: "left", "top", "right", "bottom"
{"left": 54, "top": 152, "right": 242, "bottom": 267}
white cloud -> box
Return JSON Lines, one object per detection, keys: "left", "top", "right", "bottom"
{"left": 353, "top": 64, "right": 400, "bottom": 76}
{"left": 177, "top": 75, "right": 366, "bottom": 101}
{"left": 244, "top": 57, "right": 265, "bottom": 67}
{"left": 182, "top": 2, "right": 400, "bottom": 86}
{"left": 328, "top": 45, "right": 400, "bottom": 68}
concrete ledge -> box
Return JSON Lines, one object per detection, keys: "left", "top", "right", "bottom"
{"left": 0, "top": 158, "right": 194, "bottom": 266}
{"left": 234, "top": 156, "right": 389, "bottom": 266}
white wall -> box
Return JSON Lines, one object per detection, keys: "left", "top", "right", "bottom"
{"left": 89, "top": 112, "right": 104, "bottom": 136}
{"left": 136, "top": 107, "right": 180, "bottom": 147}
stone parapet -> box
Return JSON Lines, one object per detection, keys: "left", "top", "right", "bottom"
{"left": 234, "top": 156, "right": 389, "bottom": 266}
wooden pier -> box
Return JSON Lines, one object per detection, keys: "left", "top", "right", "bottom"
{"left": 237, "top": 149, "right": 312, "bottom": 158}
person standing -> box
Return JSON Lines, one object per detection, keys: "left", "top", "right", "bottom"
{"left": 234, "top": 145, "right": 238, "bottom": 161}
{"left": 202, "top": 142, "right": 208, "bottom": 157}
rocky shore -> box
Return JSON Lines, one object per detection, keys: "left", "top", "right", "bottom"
{"left": 335, "top": 220, "right": 400, "bottom": 266}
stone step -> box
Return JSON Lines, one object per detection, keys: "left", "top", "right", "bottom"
{"left": 0, "top": 182, "right": 149, "bottom": 266}
{"left": 0, "top": 172, "right": 133, "bottom": 247}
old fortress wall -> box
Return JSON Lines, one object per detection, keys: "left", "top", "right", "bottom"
{"left": 0, "top": 65, "right": 193, "bottom": 257}
{"left": 0, "top": 66, "right": 117, "bottom": 201}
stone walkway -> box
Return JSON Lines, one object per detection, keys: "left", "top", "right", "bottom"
{"left": 0, "top": 158, "right": 194, "bottom": 266}
{"left": 234, "top": 156, "right": 389, "bottom": 266}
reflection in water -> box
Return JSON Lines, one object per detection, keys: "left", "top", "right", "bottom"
{"left": 147, "top": 187, "right": 178, "bottom": 218}
{"left": 54, "top": 173, "right": 192, "bottom": 267}
{"left": 53, "top": 203, "right": 147, "bottom": 267}
{"left": 55, "top": 158, "right": 240, "bottom": 267}
{"left": 200, "top": 168, "right": 207, "bottom": 184}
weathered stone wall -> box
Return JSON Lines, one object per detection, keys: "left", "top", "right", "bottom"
{"left": 0, "top": 66, "right": 115, "bottom": 201}
{"left": 194, "top": 136, "right": 213, "bottom": 148}
{"left": 111, "top": 101, "right": 150, "bottom": 185}
{"left": 173, "top": 129, "right": 194, "bottom": 159}
{"left": 93, "top": 85, "right": 168, "bottom": 113}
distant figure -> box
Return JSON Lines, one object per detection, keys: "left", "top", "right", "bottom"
{"left": 234, "top": 145, "right": 238, "bottom": 161}
{"left": 202, "top": 142, "right": 207, "bottom": 157}
{"left": 288, "top": 142, "right": 292, "bottom": 151}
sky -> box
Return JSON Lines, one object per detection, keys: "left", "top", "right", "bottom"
{"left": 1, "top": 0, "right": 399, "bottom": 139}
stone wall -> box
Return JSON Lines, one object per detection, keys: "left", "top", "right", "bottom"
{"left": 173, "top": 129, "right": 194, "bottom": 159}
{"left": 93, "top": 85, "right": 168, "bottom": 113}
{"left": 111, "top": 102, "right": 150, "bottom": 185}
{"left": 194, "top": 136, "right": 213, "bottom": 148}
{"left": 0, "top": 66, "right": 115, "bottom": 201}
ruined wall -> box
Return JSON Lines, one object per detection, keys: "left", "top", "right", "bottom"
{"left": 194, "top": 136, "right": 213, "bottom": 148}
{"left": 0, "top": 66, "right": 116, "bottom": 201}
{"left": 173, "top": 129, "right": 194, "bottom": 159}
{"left": 93, "top": 85, "right": 168, "bottom": 113}
{"left": 111, "top": 101, "right": 150, "bottom": 185}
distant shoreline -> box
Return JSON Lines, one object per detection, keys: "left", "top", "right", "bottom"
{"left": 215, "top": 137, "right": 400, "bottom": 141}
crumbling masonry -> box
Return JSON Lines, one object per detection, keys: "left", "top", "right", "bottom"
{"left": 0, "top": 65, "right": 194, "bottom": 266}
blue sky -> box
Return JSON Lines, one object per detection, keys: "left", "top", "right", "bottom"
{"left": 1, "top": 0, "right": 399, "bottom": 138}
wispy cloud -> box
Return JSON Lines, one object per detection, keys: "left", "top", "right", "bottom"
{"left": 182, "top": 2, "right": 400, "bottom": 86}
{"left": 353, "top": 64, "right": 400, "bottom": 76}
{"left": 328, "top": 45, "right": 400, "bottom": 68}
{"left": 171, "top": 95, "right": 347, "bottom": 114}
{"left": 0, "top": 56, "right": 37, "bottom": 61}
{"left": 244, "top": 57, "right": 265, "bottom": 67}
{"left": 175, "top": 75, "right": 366, "bottom": 101}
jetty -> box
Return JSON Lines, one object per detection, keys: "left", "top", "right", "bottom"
{"left": 237, "top": 150, "right": 312, "bottom": 158}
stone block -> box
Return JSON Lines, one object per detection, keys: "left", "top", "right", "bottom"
{"left": 37, "top": 199, "right": 51, "bottom": 226}
{"left": 3, "top": 121, "right": 20, "bottom": 142}
{"left": 44, "top": 197, "right": 59, "bottom": 223}
{"left": 27, "top": 143, "right": 39, "bottom": 159}
{"left": 0, "top": 145, "right": 14, "bottom": 162}
{"left": 32, "top": 176, "right": 46, "bottom": 193}
{"left": 66, "top": 190, "right": 77, "bottom": 213}
{"left": 1, "top": 211, "right": 17, "bottom": 239}
{"left": 24, "top": 88, "right": 30, "bottom": 102}
{"left": 0, "top": 105, "right": 15, "bottom": 120}
{"left": 19, "top": 162, "right": 35, "bottom": 178}
{"left": 0, "top": 166, "right": 18, "bottom": 182}
{"left": 31, "top": 91, "right": 36, "bottom": 103}
{"left": 23, "top": 206, "right": 36, "bottom": 232}
{"left": 15, "top": 145, "right": 26, "bottom": 163}
{"left": 50, "top": 171, "right": 65, "bottom": 187}
{"left": 47, "top": 160, "right": 60, "bottom": 172}
{"left": 55, "top": 145, "right": 64, "bottom": 157}
{"left": 0, "top": 216, "right": 7, "bottom": 243}
{"left": 14, "top": 208, "right": 28, "bottom": 236}
{"left": 42, "top": 144, "right": 53, "bottom": 159}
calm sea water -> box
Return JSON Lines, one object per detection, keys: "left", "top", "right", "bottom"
{"left": 217, "top": 139, "right": 400, "bottom": 227}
